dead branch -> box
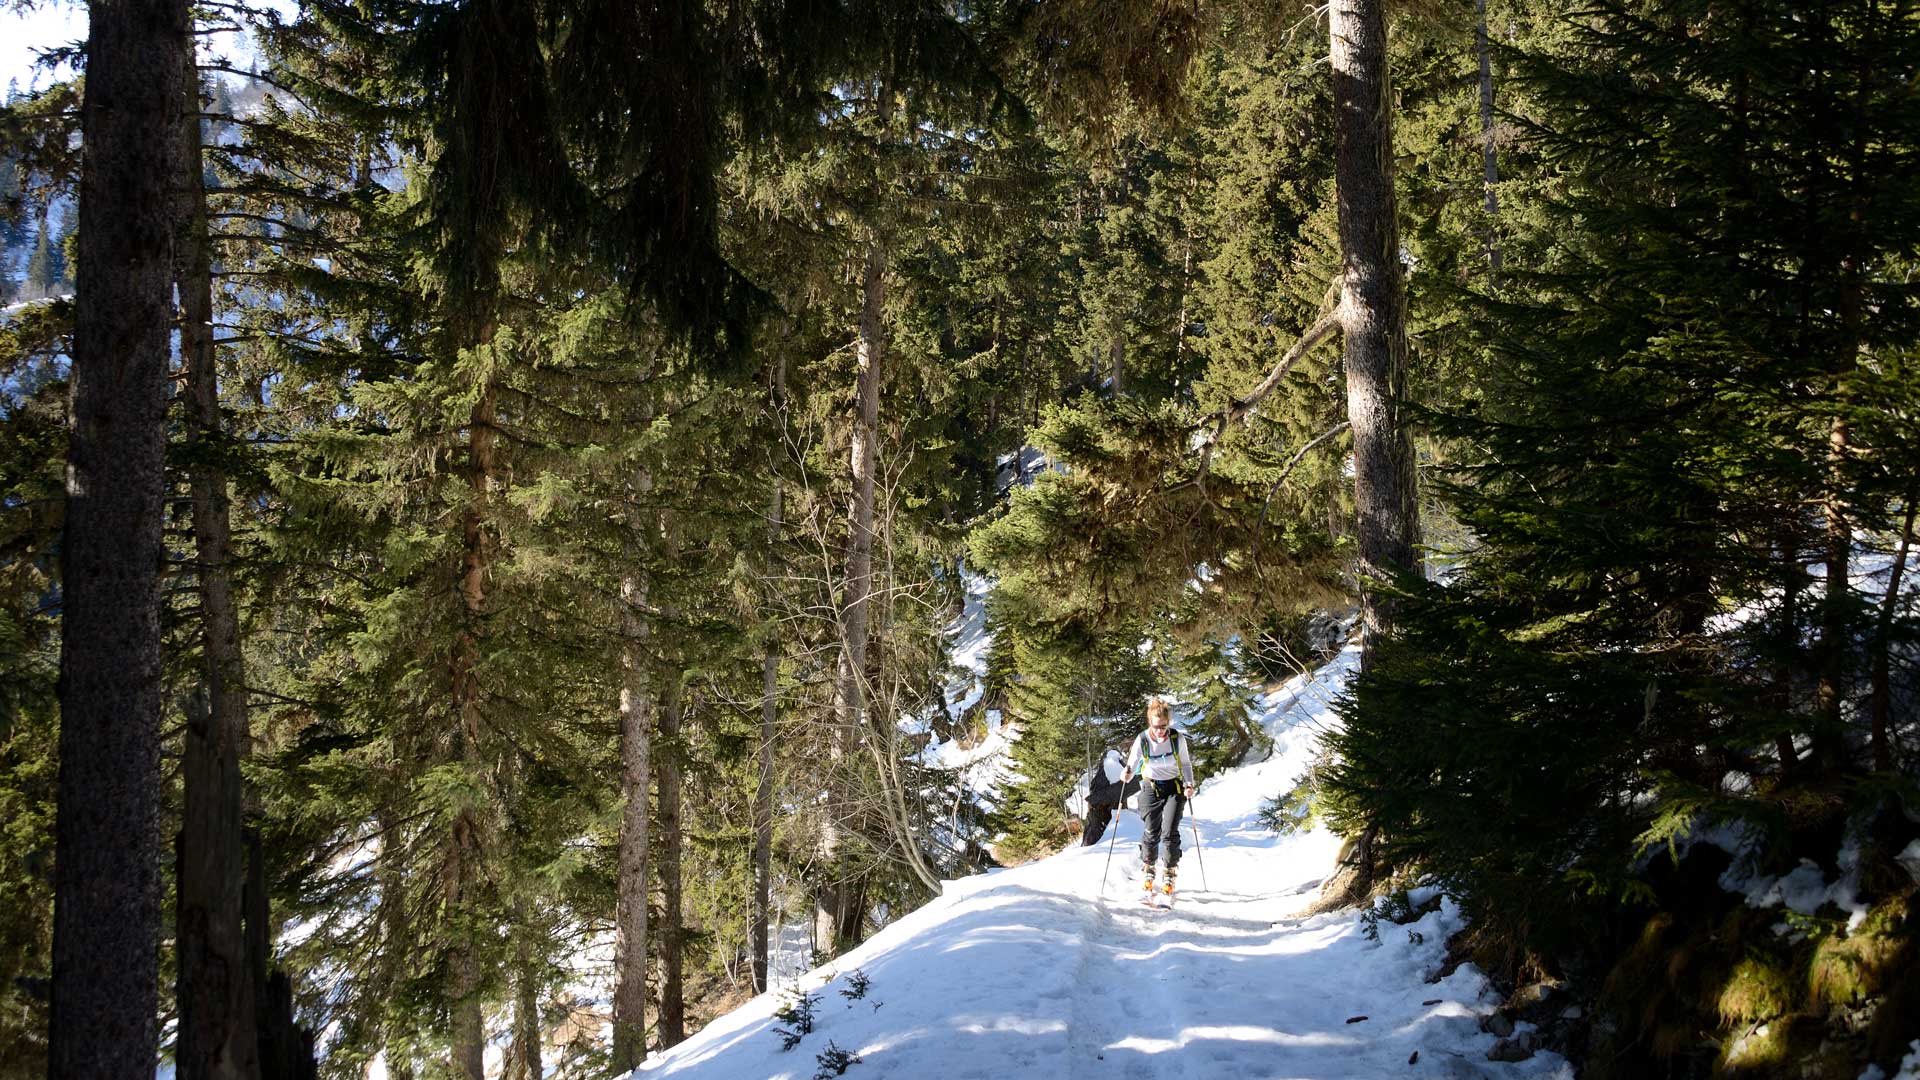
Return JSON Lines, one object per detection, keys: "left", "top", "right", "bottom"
{"left": 1192, "top": 279, "right": 1343, "bottom": 492}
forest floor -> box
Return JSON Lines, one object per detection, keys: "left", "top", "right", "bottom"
{"left": 633, "top": 645, "right": 1577, "bottom": 1080}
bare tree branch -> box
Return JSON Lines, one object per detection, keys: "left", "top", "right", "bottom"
{"left": 1192, "top": 280, "right": 1343, "bottom": 491}
{"left": 1259, "top": 420, "right": 1351, "bottom": 529}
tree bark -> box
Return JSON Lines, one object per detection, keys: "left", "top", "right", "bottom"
{"left": 1330, "top": 0, "right": 1419, "bottom": 666}
{"left": 176, "top": 54, "right": 262, "bottom": 1080}
{"left": 656, "top": 675, "right": 686, "bottom": 1047}
{"left": 842, "top": 241, "right": 885, "bottom": 736}
{"left": 1869, "top": 494, "right": 1916, "bottom": 771}
{"left": 1815, "top": 273, "right": 1859, "bottom": 770}
{"left": 611, "top": 482, "right": 654, "bottom": 1072}
{"left": 1774, "top": 531, "right": 1805, "bottom": 774}
{"left": 819, "top": 240, "right": 886, "bottom": 957}
{"left": 244, "top": 829, "right": 270, "bottom": 1018}
{"left": 753, "top": 475, "right": 780, "bottom": 993}
{"left": 50, "top": 0, "right": 189, "bottom": 1072}
{"left": 509, "top": 931, "right": 542, "bottom": 1080}
{"left": 447, "top": 376, "right": 497, "bottom": 1080}
{"left": 1475, "top": 0, "right": 1501, "bottom": 277}
{"left": 255, "top": 971, "right": 317, "bottom": 1080}
{"left": 248, "top": 829, "right": 319, "bottom": 1080}
{"left": 374, "top": 813, "right": 415, "bottom": 1080}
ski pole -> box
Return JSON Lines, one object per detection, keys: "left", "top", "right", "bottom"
{"left": 1187, "top": 792, "right": 1208, "bottom": 892}
{"left": 1099, "top": 785, "right": 1126, "bottom": 895}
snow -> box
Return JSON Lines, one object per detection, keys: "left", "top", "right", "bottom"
{"left": 1736, "top": 857, "right": 1870, "bottom": 931}
{"left": 1897, "top": 839, "right": 1920, "bottom": 885}
{"left": 1, "top": 294, "right": 72, "bottom": 318}
{"left": 1859, "top": 1040, "right": 1920, "bottom": 1080}
{"left": 1703, "top": 531, "right": 1918, "bottom": 645}
{"left": 1671, "top": 819, "right": 1874, "bottom": 932}
{"left": 994, "top": 446, "right": 1056, "bottom": 496}
{"left": 631, "top": 639, "right": 1572, "bottom": 1080}
{"left": 938, "top": 570, "right": 994, "bottom": 724}
{"left": 918, "top": 570, "right": 1015, "bottom": 804}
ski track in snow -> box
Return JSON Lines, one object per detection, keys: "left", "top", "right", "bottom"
{"left": 633, "top": 644, "right": 1574, "bottom": 1080}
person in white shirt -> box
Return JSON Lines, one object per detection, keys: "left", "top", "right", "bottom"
{"left": 1121, "top": 697, "right": 1197, "bottom": 902}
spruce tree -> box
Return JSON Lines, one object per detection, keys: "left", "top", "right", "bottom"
{"left": 0, "top": 300, "right": 68, "bottom": 1077}
{"left": 22, "top": 219, "right": 56, "bottom": 300}
{"left": 1325, "top": 0, "right": 1920, "bottom": 978}
{"left": 51, "top": 0, "right": 190, "bottom": 1074}
{"left": 172, "top": 52, "right": 260, "bottom": 1080}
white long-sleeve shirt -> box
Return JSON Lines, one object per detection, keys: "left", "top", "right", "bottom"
{"left": 1126, "top": 728, "right": 1195, "bottom": 788}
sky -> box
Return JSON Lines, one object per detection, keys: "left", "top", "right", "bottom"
{"left": 2, "top": 1, "right": 273, "bottom": 95}
{"left": 2, "top": 3, "right": 86, "bottom": 92}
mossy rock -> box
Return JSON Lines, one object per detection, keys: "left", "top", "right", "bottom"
{"left": 1718, "top": 956, "right": 1794, "bottom": 1027}
{"left": 1807, "top": 888, "right": 1914, "bottom": 1010}
{"left": 1594, "top": 911, "right": 1720, "bottom": 1073}
{"left": 1602, "top": 912, "right": 1686, "bottom": 1040}
{"left": 1714, "top": 1012, "right": 1823, "bottom": 1078}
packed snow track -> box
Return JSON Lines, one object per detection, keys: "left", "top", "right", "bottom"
{"left": 634, "top": 646, "right": 1573, "bottom": 1080}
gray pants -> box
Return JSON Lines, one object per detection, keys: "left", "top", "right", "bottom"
{"left": 1138, "top": 780, "right": 1186, "bottom": 869}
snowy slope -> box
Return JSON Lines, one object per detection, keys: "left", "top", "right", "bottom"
{"left": 632, "top": 644, "right": 1575, "bottom": 1080}
{"left": 918, "top": 571, "right": 1015, "bottom": 806}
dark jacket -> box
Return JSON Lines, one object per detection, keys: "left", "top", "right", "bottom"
{"left": 1080, "top": 755, "right": 1138, "bottom": 846}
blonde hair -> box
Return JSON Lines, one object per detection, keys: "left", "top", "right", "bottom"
{"left": 1146, "top": 697, "right": 1172, "bottom": 724}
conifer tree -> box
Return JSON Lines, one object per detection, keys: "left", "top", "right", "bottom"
{"left": 22, "top": 218, "right": 58, "bottom": 299}
{"left": 1325, "top": 0, "right": 1920, "bottom": 977}
{"left": 51, "top": 0, "right": 190, "bottom": 1074}
{"left": 0, "top": 299, "right": 68, "bottom": 1078}
{"left": 173, "top": 52, "right": 260, "bottom": 1080}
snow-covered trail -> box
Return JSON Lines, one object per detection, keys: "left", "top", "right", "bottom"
{"left": 635, "top": 646, "right": 1574, "bottom": 1080}
{"left": 1061, "top": 836, "right": 1525, "bottom": 1080}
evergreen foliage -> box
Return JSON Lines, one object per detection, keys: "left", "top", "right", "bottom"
{"left": 0, "top": 299, "right": 65, "bottom": 1077}
{"left": 1324, "top": 0, "right": 1920, "bottom": 1026}
{"left": 2, "top": 0, "right": 1917, "bottom": 1073}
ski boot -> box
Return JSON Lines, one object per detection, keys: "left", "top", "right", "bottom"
{"left": 1141, "top": 866, "right": 1157, "bottom": 905}
{"left": 1161, "top": 864, "right": 1177, "bottom": 908}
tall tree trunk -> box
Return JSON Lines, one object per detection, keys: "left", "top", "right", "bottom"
{"left": 656, "top": 676, "right": 687, "bottom": 1047}
{"left": 251, "top": 843, "right": 317, "bottom": 1080}
{"left": 1174, "top": 189, "right": 1194, "bottom": 371}
{"left": 1816, "top": 259, "right": 1861, "bottom": 770}
{"left": 1330, "top": 0, "right": 1418, "bottom": 667}
{"left": 1774, "top": 530, "right": 1805, "bottom": 774}
{"left": 176, "top": 55, "right": 261, "bottom": 1080}
{"left": 1815, "top": 30, "right": 1872, "bottom": 771}
{"left": 244, "top": 828, "right": 270, "bottom": 1021}
{"left": 374, "top": 813, "right": 415, "bottom": 1080}
{"left": 753, "top": 475, "right": 780, "bottom": 993}
{"left": 610, "top": 477, "right": 654, "bottom": 1072}
{"left": 509, "top": 931, "right": 541, "bottom": 1080}
{"left": 447, "top": 377, "right": 497, "bottom": 1080}
{"left": 845, "top": 241, "right": 885, "bottom": 722}
{"left": 1870, "top": 493, "right": 1917, "bottom": 771}
{"left": 819, "top": 240, "right": 886, "bottom": 956}
{"left": 1475, "top": 0, "right": 1501, "bottom": 277}
{"left": 1815, "top": 413, "right": 1853, "bottom": 771}
{"left": 50, "top": 0, "right": 188, "bottom": 1073}
{"left": 1108, "top": 329, "right": 1125, "bottom": 396}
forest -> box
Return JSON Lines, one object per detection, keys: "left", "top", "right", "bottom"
{"left": 2, "top": 0, "right": 1918, "bottom": 1076}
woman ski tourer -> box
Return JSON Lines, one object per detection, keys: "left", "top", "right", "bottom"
{"left": 1121, "top": 697, "right": 1197, "bottom": 905}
